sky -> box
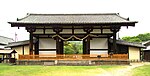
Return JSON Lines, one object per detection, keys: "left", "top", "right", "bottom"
{"left": 0, "top": 0, "right": 150, "bottom": 41}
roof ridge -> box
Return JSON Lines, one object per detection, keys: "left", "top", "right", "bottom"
{"left": 8, "top": 40, "right": 29, "bottom": 44}
{"left": 28, "top": 13, "right": 118, "bottom": 16}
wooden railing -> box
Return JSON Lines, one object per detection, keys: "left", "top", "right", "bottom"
{"left": 18, "top": 54, "right": 128, "bottom": 60}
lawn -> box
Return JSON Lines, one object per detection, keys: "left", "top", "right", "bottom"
{"left": 132, "top": 64, "right": 150, "bottom": 76}
{"left": 0, "top": 63, "right": 123, "bottom": 76}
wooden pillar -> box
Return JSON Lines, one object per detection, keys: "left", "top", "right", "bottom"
{"left": 110, "top": 26, "right": 120, "bottom": 54}
{"left": 83, "top": 39, "right": 86, "bottom": 54}
{"left": 56, "top": 36, "right": 60, "bottom": 54}
{"left": 86, "top": 36, "right": 90, "bottom": 54}
{"left": 60, "top": 40, "right": 64, "bottom": 54}
{"left": 22, "top": 46, "right": 24, "bottom": 55}
{"left": 83, "top": 27, "right": 93, "bottom": 54}
{"left": 53, "top": 27, "right": 62, "bottom": 54}
{"left": 26, "top": 27, "right": 36, "bottom": 55}
{"left": 113, "top": 30, "right": 117, "bottom": 53}
{"left": 34, "top": 37, "right": 39, "bottom": 55}
{"left": 29, "top": 31, "right": 33, "bottom": 55}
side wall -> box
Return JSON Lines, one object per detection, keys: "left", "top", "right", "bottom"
{"left": 129, "top": 47, "right": 140, "bottom": 61}
{"left": 12, "top": 45, "right": 30, "bottom": 59}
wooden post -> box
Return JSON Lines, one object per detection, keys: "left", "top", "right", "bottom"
{"left": 34, "top": 37, "right": 39, "bottom": 55}
{"left": 86, "top": 36, "right": 90, "bottom": 54}
{"left": 83, "top": 39, "right": 86, "bottom": 54}
{"left": 29, "top": 31, "right": 33, "bottom": 55}
{"left": 83, "top": 27, "right": 93, "bottom": 54}
{"left": 56, "top": 36, "right": 60, "bottom": 54}
{"left": 26, "top": 27, "right": 36, "bottom": 55}
{"left": 53, "top": 27, "right": 62, "bottom": 54}
{"left": 110, "top": 26, "right": 120, "bottom": 54}
{"left": 113, "top": 30, "right": 117, "bottom": 53}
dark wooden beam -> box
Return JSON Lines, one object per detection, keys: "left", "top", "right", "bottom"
{"left": 10, "top": 22, "right": 136, "bottom": 27}
{"left": 86, "top": 36, "right": 90, "bottom": 54}
{"left": 26, "top": 27, "right": 36, "bottom": 55}
{"left": 29, "top": 31, "right": 33, "bottom": 55}
{"left": 39, "top": 49, "right": 56, "bottom": 51}
{"left": 34, "top": 38, "right": 39, "bottom": 55}
{"left": 90, "top": 49, "right": 108, "bottom": 51}
{"left": 22, "top": 46, "right": 24, "bottom": 55}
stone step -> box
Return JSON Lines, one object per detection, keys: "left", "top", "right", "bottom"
{"left": 57, "top": 60, "right": 90, "bottom": 65}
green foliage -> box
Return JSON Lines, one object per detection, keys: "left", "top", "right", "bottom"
{"left": 137, "top": 33, "right": 150, "bottom": 42}
{"left": 122, "top": 36, "right": 142, "bottom": 42}
{"left": 64, "top": 41, "right": 83, "bottom": 54}
{"left": 122, "top": 33, "right": 150, "bottom": 42}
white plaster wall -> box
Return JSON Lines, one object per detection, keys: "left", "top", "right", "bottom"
{"left": 33, "top": 29, "right": 43, "bottom": 34}
{"left": 45, "top": 29, "right": 55, "bottom": 34}
{"left": 90, "top": 50, "right": 108, "bottom": 57}
{"left": 39, "top": 51, "right": 56, "bottom": 57}
{"left": 103, "top": 29, "right": 112, "bottom": 33}
{"left": 129, "top": 47, "right": 140, "bottom": 61}
{"left": 91, "top": 29, "right": 100, "bottom": 33}
{"left": 39, "top": 38, "right": 56, "bottom": 49}
{"left": 60, "top": 29, "right": 72, "bottom": 34}
{"left": 74, "top": 29, "right": 85, "bottom": 33}
{"left": 91, "top": 29, "right": 112, "bottom": 33}
{"left": 39, "top": 51, "right": 56, "bottom": 55}
{"left": 90, "top": 38, "right": 108, "bottom": 49}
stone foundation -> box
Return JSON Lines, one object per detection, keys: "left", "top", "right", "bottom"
{"left": 16, "top": 60, "right": 130, "bottom": 65}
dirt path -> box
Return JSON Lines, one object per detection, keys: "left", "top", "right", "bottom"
{"left": 96, "top": 62, "right": 150, "bottom": 76}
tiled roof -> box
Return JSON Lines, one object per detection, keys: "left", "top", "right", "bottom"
{"left": 0, "top": 36, "right": 14, "bottom": 45}
{"left": 109, "top": 39, "right": 145, "bottom": 48}
{"left": 142, "top": 40, "right": 150, "bottom": 46}
{"left": 0, "top": 50, "right": 17, "bottom": 54}
{"left": 8, "top": 13, "right": 137, "bottom": 25}
{"left": 6, "top": 40, "right": 36, "bottom": 47}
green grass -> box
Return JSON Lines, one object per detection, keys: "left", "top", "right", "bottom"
{"left": 132, "top": 64, "right": 150, "bottom": 76}
{"left": 0, "top": 63, "right": 123, "bottom": 76}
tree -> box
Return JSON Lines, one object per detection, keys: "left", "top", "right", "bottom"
{"left": 64, "top": 41, "right": 83, "bottom": 54}
{"left": 137, "top": 33, "right": 150, "bottom": 42}
{"left": 122, "top": 36, "right": 141, "bottom": 42}
{"left": 122, "top": 33, "right": 150, "bottom": 42}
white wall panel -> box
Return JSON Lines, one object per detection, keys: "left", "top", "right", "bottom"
{"left": 39, "top": 51, "right": 56, "bottom": 55}
{"left": 45, "top": 29, "right": 55, "bottom": 34}
{"left": 60, "top": 29, "right": 72, "bottom": 33}
{"left": 90, "top": 38, "right": 108, "bottom": 49}
{"left": 90, "top": 50, "right": 108, "bottom": 57}
{"left": 103, "top": 29, "right": 112, "bottom": 33}
{"left": 39, "top": 38, "right": 56, "bottom": 49}
{"left": 91, "top": 29, "right": 100, "bottom": 33}
{"left": 74, "top": 29, "right": 85, "bottom": 33}
{"left": 33, "top": 29, "right": 43, "bottom": 34}
{"left": 39, "top": 51, "right": 56, "bottom": 57}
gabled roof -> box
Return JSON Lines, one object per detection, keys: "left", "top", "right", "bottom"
{"left": 6, "top": 40, "right": 36, "bottom": 48}
{"left": 109, "top": 39, "right": 145, "bottom": 48}
{"left": 0, "top": 36, "right": 14, "bottom": 45}
{"left": 142, "top": 40, "right": 150, "bottom": 46}
{"left": 0, "top": 50, "right": 17, "bottom": 54}
{"left": 8, "top": 13, "right": 137, "bottom": 27}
